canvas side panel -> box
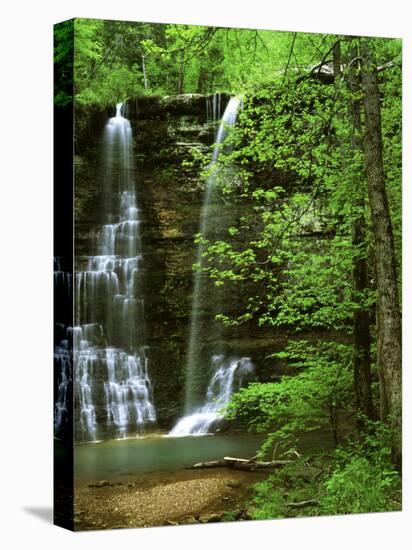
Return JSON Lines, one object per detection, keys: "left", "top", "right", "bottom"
{"left": 53, "top": 18, "right": 75, "bottom": 532}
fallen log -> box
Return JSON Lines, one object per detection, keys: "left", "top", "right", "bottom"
{"left": 285, "top": 499, "right": 320, "bottom": 509}
{"left": 190, "top": 456, "right": 294, "bottom": 471}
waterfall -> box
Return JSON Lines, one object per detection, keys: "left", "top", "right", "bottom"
{"left": 169, "top": 96, "right": 254, "bottom": 436}
{"left": 185, "top": 96, "right": 242, "bottom": 413}
{"left": 169, "top": 356, "right": 254, "bottom": 436}
{"left": 54, "top": 257, "right": 73, "bottom": 439}
{"left": 73, "top": 102, "right": 156, "bottom": 441}
{"left": 206, "top": 92, "right": 222, "bottom": 127}
{"left": 54, "top": 329, "right": 71, "bottom": 436}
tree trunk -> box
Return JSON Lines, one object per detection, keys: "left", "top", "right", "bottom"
{"left": 190, "top": 457, "right": 293, "bottom": 470}
{"left": 141, "top": 54, "right": 149, "bottom": 90}
{"left": 178, "top": 55, "right": 185, "bottom": 94}
{"left": 286, "top": 499, "right": 320, "bottom": 509}
{"left": 332, "top": 41, "right": 341, "bottom": 80}
{"left": 345, "top": 38, "right": 375, "bottom": 425}
{"left": 360, "top": 38, "right": 402, "bottom": 467}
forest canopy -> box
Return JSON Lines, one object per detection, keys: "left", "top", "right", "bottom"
{"left": 55, "top": 18, "right": 400, "bottom": 107}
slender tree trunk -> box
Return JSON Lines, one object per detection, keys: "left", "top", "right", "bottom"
{"left": 330, "top": 406, "right": 339, "bottom": 447}
{"left": 178, "top": 55, "right": 186, "bottom": 94}
{"left": 141, "top": 54, "right": 149, "bottom": 90}
{"left": 360, "top": 38, "right": 402, "bottom": 467}
{"left": 332, "top": 41, "right": 341, "bottom": 80}
{"left": 345, "top": 38, "right": 375, "bottom": 425}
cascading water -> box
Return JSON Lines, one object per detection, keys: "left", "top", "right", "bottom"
{"left": 54, "top": 257, "right": 72, "bottom": 439}
{"left": 169, "top": 356, "right": 254, "bottom": 436}
{"left": 73, "top": 103, "right": 156, "bottom": 441}
{"left": 169, "top": 96, "right": 254, "bottom": 436}
{"left": 206, "top": 92, "right": 222, "bottom": 128}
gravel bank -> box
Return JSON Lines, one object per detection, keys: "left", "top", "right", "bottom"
{"left": 74, "top": 468, "right": 265, "bottom": 530}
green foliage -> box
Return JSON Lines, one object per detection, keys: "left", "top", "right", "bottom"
{"left": 220, "top": 510, "right": 240, "bottom": 522}
{"left": 54, "top": 20, "right": 74, "bottom": 107}
{"left": 247, "top": 421, "right": 400, "bottom": 520}
{"left": 225, "top": 340, "right": 354, "bottom": 451}
{"left": 249, "top": 479, "right": 286, "bottom": 519}
{"left": 73, "top": 19, "right": 145, "bottom": 106}
{"left": 193, "top": 75, "right": 375, "bottom": 331}
{"left": 320, "top": 421, "right": 401, "bottom": 514}
{"left": 248, "top": 453, "right": 325, "bottom": 520}
{"left": 189, "top": 36, "right": 401, "bottom": 341}
{"left": 70, "top": 20, "right": 355, "bottom": 107}
{"left": 321, "top": 455, "right": 400, "bottom": 514}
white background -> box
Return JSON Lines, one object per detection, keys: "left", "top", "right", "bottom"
{"left": 0, "top": 0, "right": 410, "bottom": 548}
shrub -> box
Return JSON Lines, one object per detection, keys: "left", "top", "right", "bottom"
{"left": 321, "top": 455, "right": 400, "bottom": 514}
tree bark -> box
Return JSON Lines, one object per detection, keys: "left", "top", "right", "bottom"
{"left": 360, "top": 38, "right": 402, "bottom": 467}
{"left": 332, "top": 41, "right": 341, "bottom": 81}
{"left": 345, "top": 38, "right": 375, "bottom": 425}
{"left": 141, "top": 54, "right": 149, "bottom": 90}
{"left": 178, "top": 55, "right": 186, "bottom": 94}
{"left": 190, "top": 457, "right": 293, "bottom": 470}
{"left": 286, "top": 499, "right": 320, "bottom": 509}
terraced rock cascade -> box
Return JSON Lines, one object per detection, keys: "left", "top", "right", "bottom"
{"left": 74, "top": 103, "right": 156, "bottom": 441}
{"left": 54, "top": 257, "right": 72, "bottom": 439}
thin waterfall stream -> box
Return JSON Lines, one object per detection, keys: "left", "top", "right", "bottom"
{"left": 73, "top": 103, "right": 156, "bottom": 441}
{"left": 169, "top": 355, "right": 254, "bottom": 436}
{"left": 169, "top": 96, "right": 254, "bottom": 437}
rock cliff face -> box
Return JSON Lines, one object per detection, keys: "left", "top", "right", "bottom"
{"left": 74, "top": 94, "right": 290, "bottom": 431}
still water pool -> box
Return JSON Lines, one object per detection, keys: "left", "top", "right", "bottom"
{"left": 74, "top": 434, "right": 265, "bottom": 482}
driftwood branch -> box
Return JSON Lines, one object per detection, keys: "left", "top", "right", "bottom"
{"left": 310, "top": 39, "right": 341, "bottom": 78}
{"left": 286, "top": 499, "right": 320, "bottom": 509}
{"left": 377, "top": 60, "right": 401, "bottom": 73}
{"left": 190, "top": 456, "right": 293, "bottom": 471}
